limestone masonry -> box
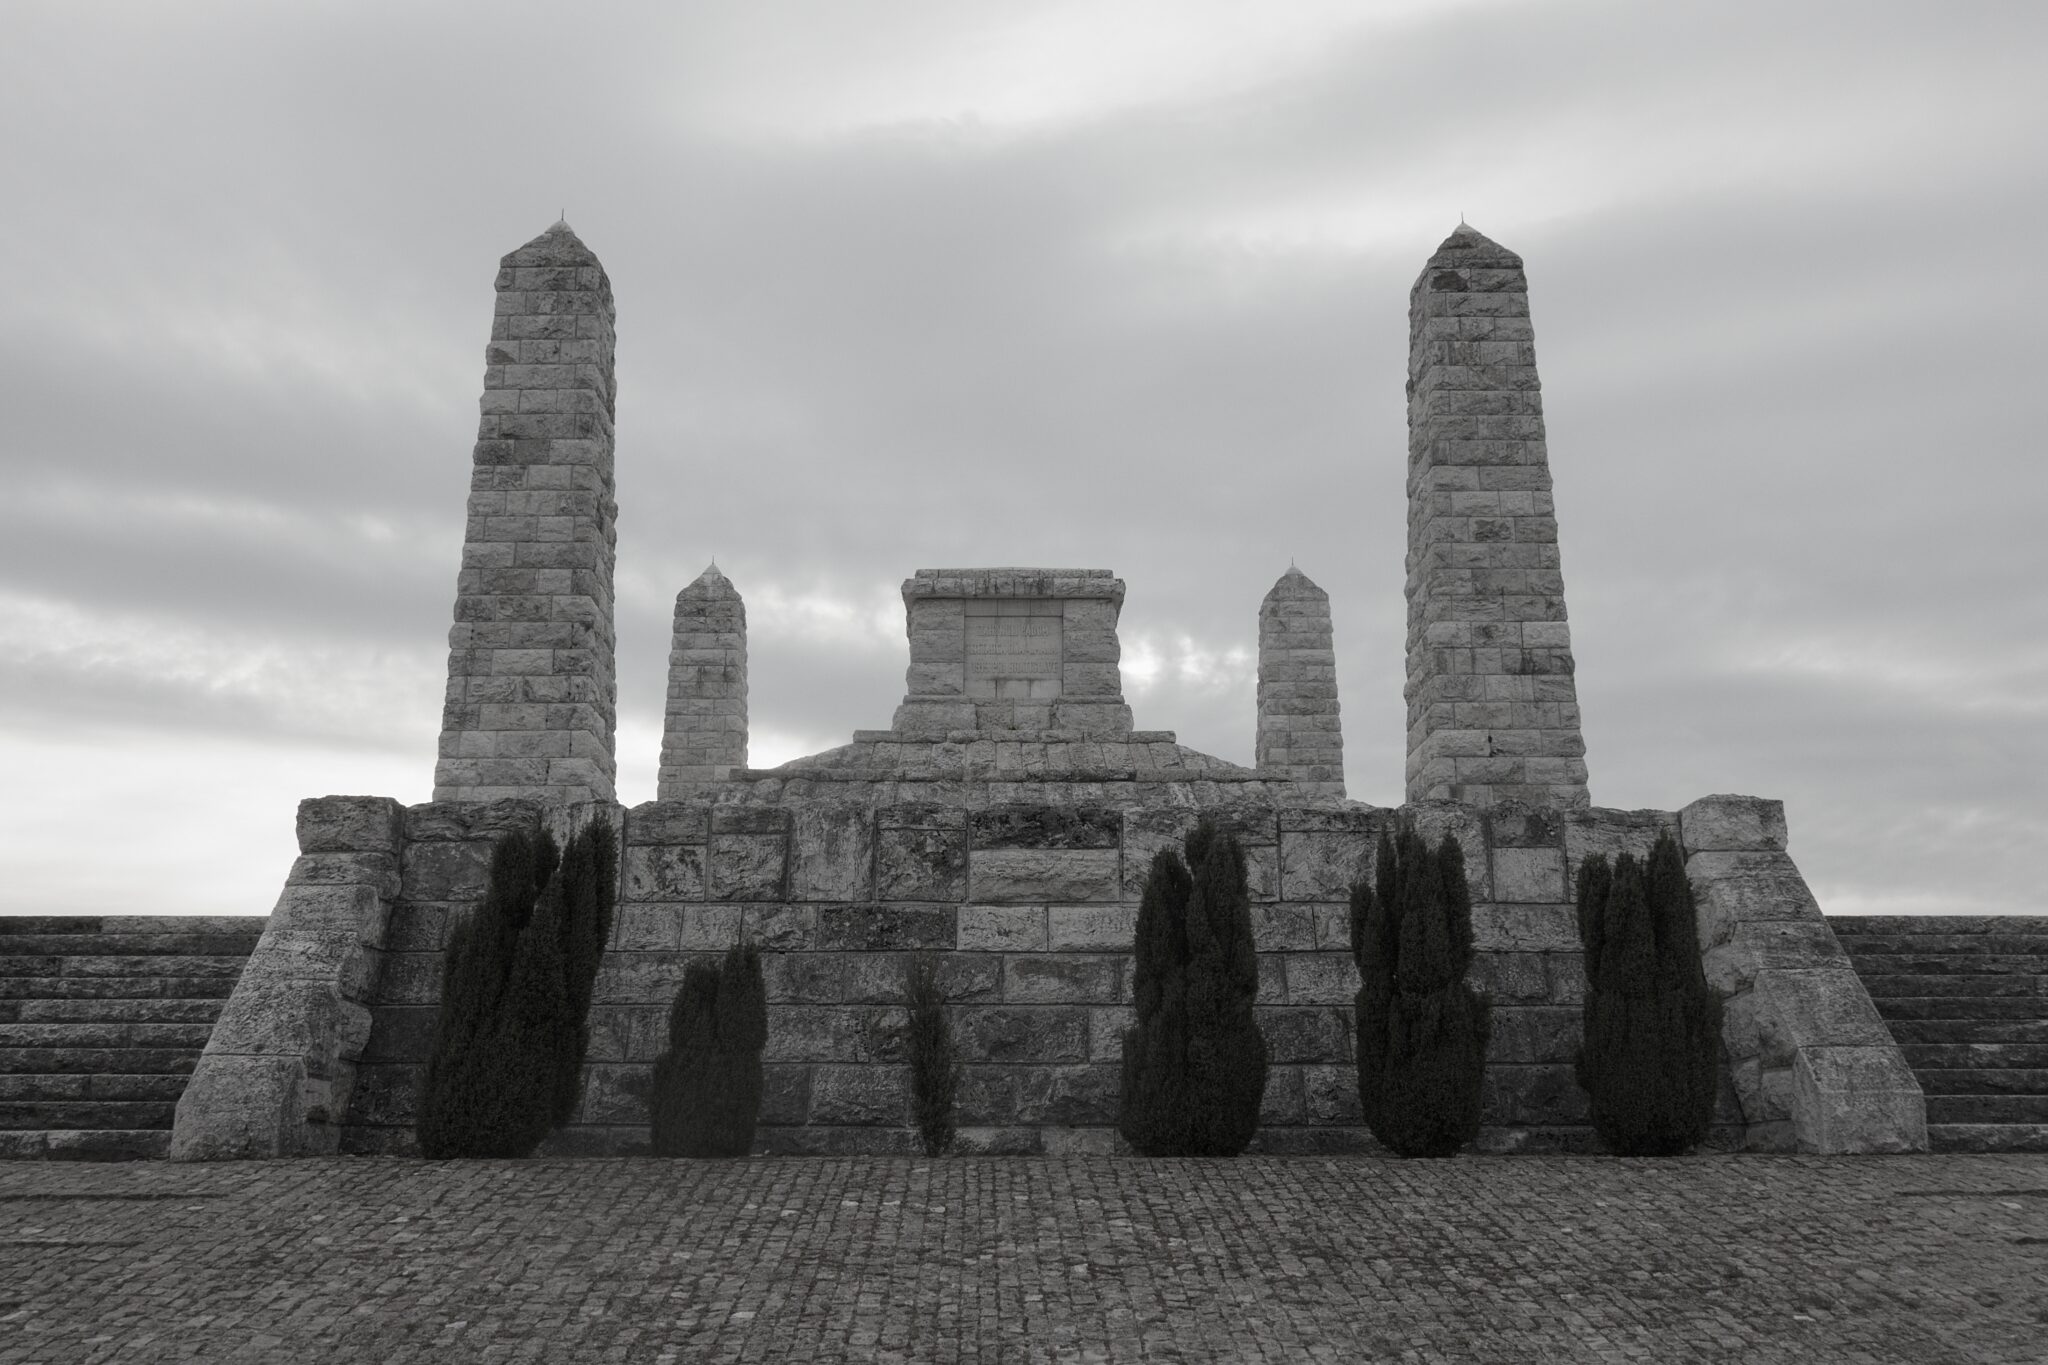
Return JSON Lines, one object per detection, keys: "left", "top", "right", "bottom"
{"left": 161, "top": 220, "right": 1951, "bottom": 1160}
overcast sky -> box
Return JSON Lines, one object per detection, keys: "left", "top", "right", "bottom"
{"left": 3, "top": 1, "right": 2043, "bottom": 917}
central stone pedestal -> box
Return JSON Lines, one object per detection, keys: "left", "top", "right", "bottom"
{"left": 892, "top": 569, "right": 1134, "bottom": 734}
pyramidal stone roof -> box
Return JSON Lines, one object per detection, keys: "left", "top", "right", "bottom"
{"left": 1427, "top": 222, "right": 1522, "bottom": 267}
{"left": 680, "top": 562, "right": 737, "bottom": 598}
{"left": 502, "top": 218, "right": 605, "bottom": 270}
{"left": 1264, "top": 565, "right": 1328, "bottom": 601}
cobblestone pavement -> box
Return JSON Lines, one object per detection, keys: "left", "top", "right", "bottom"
{"left": 1, "top": 1156, "right": 2044, "bottom": 1363}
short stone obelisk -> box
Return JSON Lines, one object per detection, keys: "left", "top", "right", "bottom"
{"left": 657, "top": 564, "right": 748, "bottom": 796}
{"left": 1255, "top": 566, "right": 1346, "bottom": 800}
{"left": 434, "top": 221, "right": 619, "bottom": 805}
{"left": 1404, "top": 224, "right": 1589, "bottom": 809}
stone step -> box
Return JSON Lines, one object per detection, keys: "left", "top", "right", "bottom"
{"left": 1832, "top": 915, "right": 2048, "bottom": 937}
{"left": 0, "top": 1073, "right": 192, "bottom": 1102}
{"left": 0, "top": 1021, "right": 218, "bottom": 1050}
{"left": 1927, "top": 1123, "right": 2048, "bottom": 1154}
{"left": 1840, "top": 934, "right": 2048, "bottom": 958}
{"left": 1866, "top": 997, "right": 2047, "bottom": 1021}
{"left": 1877, "top": 1019, "right": 2048, "bottom": 1046}
{"left": 1909, "top": 1068, "right": 2048, "bottom": 1096}
{"left": 0, "top": 933, "right": 262, "bottom": 958}
{"left": 0, "top": 1128, "right": 172, "bottom": 1161}
{"left": 1860, "top": 974, "right": 2042, "bottom": 998}
{"left": 0, "top": 954, "right": 249, "bottom": 980}
{"left": 1900, "top": 1043, "right": 2048, "bottom": 1069}
{"left": 0, "top": 998, "right": 226, "bottom": 1025}
{"left": 0, "top": 1047, "right": 201, "bottom": 1076}
{"left": 1923, "top": 1094, "right": 2048, "bottom": 1125}
{"left": 0, "top": 916, "right": 267, "bottom": 937}
{"left": 0, "top": 975, "right": 239, "bottom": 1001}
{"left": 1837, "top": 954, "right": 2043, "bottom": 977}
{"left": 0, "top": 1099, "right": 178, "bottom": 1131}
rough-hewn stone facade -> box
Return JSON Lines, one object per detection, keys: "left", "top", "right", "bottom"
{"left": 1405, "top": 225, "right": 1588, "bottom": 810}
{"left": 434, "top": 221, "right": 619, "bottom": 805}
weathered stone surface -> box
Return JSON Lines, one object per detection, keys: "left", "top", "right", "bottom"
{"left": 1248, "top": 905, "right": 1316, "bottom": 952}
{"left": 1472, "top": 904, "right": 1578, "bottom": 953}
{"left": 1256, "top": 568, "right": 1346, "bottom": 800}
{"left": 614, "top": 904, "right": 681, "bottom": 951}
{"left": 970, "top": 850, "right": 1120, "bottom": 904}
{"left": 623, "top": 844, "right": 706, "bottom": 903}
{"left": 958, "top": 906, "right": 1047, "bottom": 952}
{"left": 1486, "top": 1007, "right": 1580, "bottom": 1065}
{"left": 168, "top": 1055, "right": 305, "bottom": 1161}
{"left": 268, "top": 883, "right": 387, "bottom": 941}
{"left": 1278, "top": 829, "right": 1373, "bottom": 902}
{"left": 1259, "top": 1006, "right": 1351, "bottom": 1064}
{"left": 1401, "top": 802, "right": 1493, "bottom": 900}
{"left": 1482, "top": 1064, "right": 1588, "bottom": 1127}
{"left": 1491, "top": 847, "right": 1564, "bottom": 903}
{"left": 711, "top": 833, "right": 786, "bottom": 901}
{"left": 744, "top": 905, "right": 818, "bottom": 952}
{"left": 1003, "top": 955, "right": 1123, "bottom": 1004}
{"left": 286, "top": 851, "right": 401, "bottom": 901}
{"left": 659, "top": 564, "right": 748, "bottom": 795}
{"left": 1046, "top": 906, "right": 1137, "bottom": 952}
{"left": 762, "top": 1006, "right": 906, "bottom": 1064}
{"left": 296, "top": 796, "right": 405, "bottom": 855}
{"left": 816, "top": 906, "right": 954, "bottom": 952}
{"left": 584, "top": 1007, "right": 667, "bottom": 1063}
{"left": 968, "top": 806, "right": 1120, "bottom": 850}
{"left": 809, "top": 1065, "right": 907, "bottom": 1125}
{"left": 954, "top": 1007, "right": 1090, "bottom": 1064}
{"left": 1791, "top": 1046, "right": 1929, "bottom": 1154}
{"left": 1280, "top": 953, "right": 1357, "bottom": 1006}
{"left": 788, "top": 804, "right": 875, "bottom": 901}
{"left": 1752, "top": 970, "right": 1896, "bottom": 1068}
{"left": 624, "top": 801, "right": 710, "bottom": 847}
{"left": 1679, "top": 795, "right": 1788, "bottom": 854}
{"left": 875, "top": 826, "right": 967, "bottom": 902}
{"left": 402, "top": 799, "right": 542, "bottom": 844}
{"left": 1561, "top": 808, "right": 1676, "bottom": 897}
{"left": 399, "top": 840, "right": 494, "bottom": 903}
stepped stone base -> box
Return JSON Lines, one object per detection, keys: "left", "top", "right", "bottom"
{"left": 0, "top": 917, "right": 264, "bottom": 1161}
{"left": 1832, "top": 914, "right": 2048, "bottom": 1153}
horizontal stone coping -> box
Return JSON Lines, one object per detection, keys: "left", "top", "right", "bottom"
{"left": 902, "top": 569, "right": 1124, "bottom": 603}
{"left": 847, "top": 729, "right": 1180, "bottom": 745}
{"left": 0, "top": 916, "right": 270, "bottom": 935}
{"left": 728, "top": 768, "right": 1273, "bottom": 784}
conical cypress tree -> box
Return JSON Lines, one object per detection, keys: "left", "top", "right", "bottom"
{"left": 417, "top": 827, "right": 557, "bottom": 1158}
{"left": 1119, "top": 817, "right": 1267, "bottom": 1156}
{"left": 1349, "top": 824, "right": 1491, "bottom": 1158}
{"left": 551, "top": 819, "right": 618, "bottom": 1125}
{"left": 1575, "top": 834, "right": 1723, "bottom": 1155}
{"left": 486, "top": 870, "right": 577, "bottom": 1157}
{"left": 650, "top": 944, "right": 767, "bottom": 1157}
{"left": 903, "top": 952, "right": 960, "bottom": 1157}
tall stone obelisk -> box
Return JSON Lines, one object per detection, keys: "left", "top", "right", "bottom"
{"left": 1404, "top": 224, "right": 1588, "bottom": 810}
{"left": 434, "top": 221, "right": 619, "bottom": 805}
{"left": 657, "top": 563, "right": 748, "bottom": 796}
{"left": 1256, "top": 566, "right": 1346, "bottom": 800}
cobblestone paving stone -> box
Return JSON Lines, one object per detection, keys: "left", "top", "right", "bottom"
{"left": 0, "top": 1155, "right": 2044, "bottom": 1363}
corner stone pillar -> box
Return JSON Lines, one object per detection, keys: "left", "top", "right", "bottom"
{"left": 434, "top": 221, "right": 619, "bottom": 805}
{"left": 1404, "top": 224, "right": 1588, "bottom": 810}
{"left": 658, "top": 563, "right": 748, "bottom": 795}
{"left": 1256, "top": 567, "right": 1345, "bottom": 799}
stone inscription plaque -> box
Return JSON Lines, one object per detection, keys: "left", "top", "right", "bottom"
{"left": 965, "top": 612, "right": 1063, "bottom": 699}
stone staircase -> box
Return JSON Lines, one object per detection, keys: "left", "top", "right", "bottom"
{"left": 1831, "top": 916, "right": 2048, "bottom": 1153}
{"left": 0, "top": 916, "right": 265, "bottom": 1159}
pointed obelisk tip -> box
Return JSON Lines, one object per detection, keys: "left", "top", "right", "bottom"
{"left": 1265, "top": 562, "right": 1323, "bottom": 599}
{"left": 682, "top": 560, "right": 737, "bottom": 598}
{"left": 1432, "top": 219, "right": 1515, "bottom": 261}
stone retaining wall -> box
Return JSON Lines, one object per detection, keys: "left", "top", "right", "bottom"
{"left": 339, "top": 797, "right": 1775, "bottom": 1156}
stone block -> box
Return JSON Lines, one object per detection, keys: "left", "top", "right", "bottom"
{"left": 400, "top": 841, "right": 494, "bottom": 903}
{"left": 1472, "top": 904, "right": 1579, "bottom": 953}
{"left": 1678, "top": 795, "right": 1788, "bottom": 854}
{"left": 1482, "top": 1064, "right": 1589, "bottom": 1127}
{"left": 1302, "top": 1065, "right": 1363, "bottom": 1123}
{"left": 816, "top": 906, "right": 955, "bottom": 952}
{"left": 761, "top": 1065, "right": 812, "bottom": 1125}
{"left": 1259, "top": 1006, "right": 1351, "bottom": 1064}
{"left": 296, "top": 795, "right": 405, "bottom": 855}
{"left": 169, "top": 1054, "right": 306, "bottom": 1161}
{"left": 677, "top": 906, "right": 745, "bottom": 950}
{"left": 809, "top": 1065, "right": 907, "bottom": 1125}
{"left": 585, "top": 1006, "right": 667, "bottom": 1063}
{"left": 1003, "top": 954, "right": 1123, "bottom": 1004}
{"left": 876, "top": 826, "right": 967, "bottom": 902}
{"left": 623, "top": 845, "right": 705, "bottom": 903}
{"left": 204, "top": 976, "right": 361, "bottom": 1074}
{"left": 1562, "top": 808, "right": 1678, "bottom": 898}
{"left": 788, "top": 804, "right": 876, "bottom": 901}
{"left": 968, "top": 806, "right": 1120, "bottom": 850}
{"left": 744, "top": 905, "right": 817, "bottom": 952}
{"left": 1249, "top": 905, "right": 1317, "bottom": 952}
{"left": 1401, "top": 802, "right": 1492, "bottom": 899}
{"left": 403, "top": 799, "right": 543, "bottom": 844}
{"left": 762, "top": 1006, "right": 906, "bottom": 1064}
{"left": 1282, "top": 952, "right": 1358, "bottom": 1005}
{"left": 711, "top": 834, "right": 786, "bottom": 901}
{"left": 1013, "top": 1064, "right": 1119, "bottom": 1125}
{"left": 287, "top": 851, "right": 401, "bottom": 900}
{"left": 958, "top": 906, "right": 1047, "bottom": 952}
{"left": 971, "top": 849, "right": 1120, "bottom": 903}
{"left": 1088, "top": 1006, "right": 1134, "bottom": 1061}
{"left": 579, "top": 1064, "right": 651, "bottom": 1125}
{"left": 1483, "top": 803, "right": 1563, "bottom": 849}
{"left": 954, "top": 1006, "right": 1090, "bottom": 1064}
{"left": 1752, "top": 969, "right": 1893, "bottom": 1067}
{"left": 1491, "top": 847, "right": 1564, "bottom": 903}
{"left": 1046, "top": 905, "right": 1137, "bottom": 951}
{"left": 1790, "top": 1046, "right": 1929, "bottom": 1153}
{"left": 1278, "top": 830, "right": 1372, "bottom": 902}
{"left": 1486, "top": 1006, "right": 1580, "bottom": 1065}
{"left": 624, "top": 801, "right": 710, "bottom": 846}
{"left": 614, "top": 904, "right": 680, "bottom": 951}
{"left": 268, "top": 883, "right": 387, "bottom": 941}
{"left": 371, "top": 952, "right": 444, "bottom": 1006}
{"left": 1309, "top": 903, "right": 1353, "bottom": 951}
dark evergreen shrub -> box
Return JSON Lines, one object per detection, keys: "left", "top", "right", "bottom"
{"left": 903, "top": 952, "right": 960, "bottom": 1157}
{"left": 1118, "top": 817, "right": 1268, "bottom": 1156}
{"left": 1349, "top": 823, "right": 1491, "bottom": 1158}
{"left": 650, "top": 943, "right": 767, "bottom": 1157}
{"left": 1575, "top": 833, "right": 1723, "bottom": 1155}
{"left": 416, "top": 817, "right": 618, "bottom": 1160}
